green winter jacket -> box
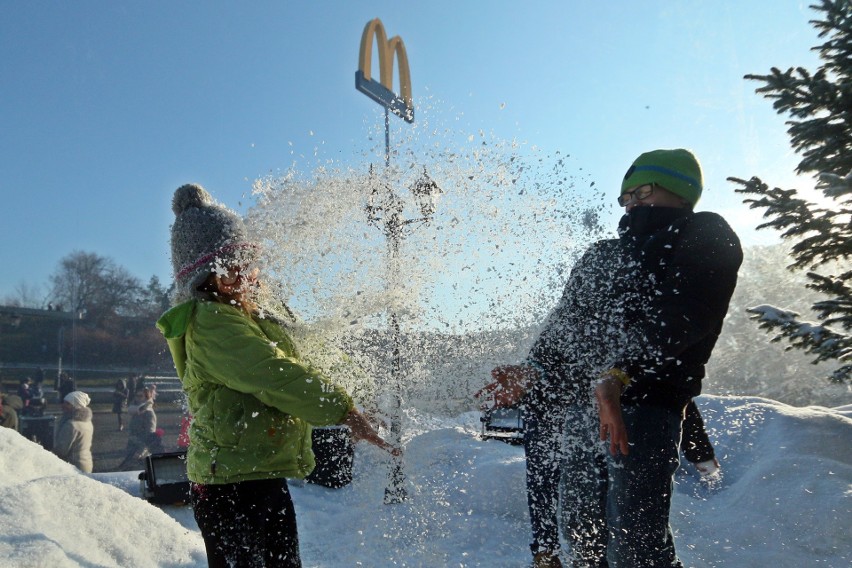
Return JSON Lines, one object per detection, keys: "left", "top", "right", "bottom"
{"left": 156, "top": 300, "right": 354, "bottom": 484}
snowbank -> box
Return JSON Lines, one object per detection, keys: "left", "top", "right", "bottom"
{"left": 0, "top": 395, "right": 849, "bottom": 567}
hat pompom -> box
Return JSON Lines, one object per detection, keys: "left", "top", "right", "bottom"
{"left": 172, "top": 184, "right": 213, "bottom": 216}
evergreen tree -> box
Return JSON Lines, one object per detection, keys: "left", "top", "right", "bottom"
{"left": 729, "top": 0, "right": 852, "bottom": 383}
{"left": 138, "top": 275, "right": 172, "bottom": 318}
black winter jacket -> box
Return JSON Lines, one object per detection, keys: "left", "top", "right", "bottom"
{"left": 527, "top": 206, "right": 742, "bottom": 413}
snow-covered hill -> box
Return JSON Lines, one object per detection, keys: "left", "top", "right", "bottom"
{"left": 1, "top": 395, "right": 849, "bottom": 567}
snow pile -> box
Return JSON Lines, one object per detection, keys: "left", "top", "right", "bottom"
{"left": 0, "top": 433, "right": 205, "bottom": 568}
{"left": 671, "top": 396, "right": 851, "bottom": 566}
{"left": 0, "top": 395, "right": 850, "bottom": 567}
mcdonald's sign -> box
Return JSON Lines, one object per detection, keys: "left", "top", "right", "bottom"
{"left": 355, "top": 18, "right": 414, "bottom": 123}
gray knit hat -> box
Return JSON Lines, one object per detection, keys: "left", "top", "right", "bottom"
{"left": 170, "top": 184, "right": 260, "bottom": 301}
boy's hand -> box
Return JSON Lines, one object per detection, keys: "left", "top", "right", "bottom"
{"left": 595, "top": 375, "right": 629, "bottom": 456}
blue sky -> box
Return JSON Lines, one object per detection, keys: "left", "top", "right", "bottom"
{"left": 0, "top": 1, "right": 824, "bottom": 303}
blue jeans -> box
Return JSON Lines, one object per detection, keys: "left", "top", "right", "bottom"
{"left": 559, "top": 406, "right": 609, "bottom": 567}
{"left": 606, "top": 404, "right": 684, "bottom": 568}
{"left": 525, "top": 404, "right": 608, "bottom": 567}
{"left": 525, "top": 406, "right": 563, "bottom": 556}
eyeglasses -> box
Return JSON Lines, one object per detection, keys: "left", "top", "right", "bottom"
{"left": 617, "top": 184, "right": 655, "bottom": 206}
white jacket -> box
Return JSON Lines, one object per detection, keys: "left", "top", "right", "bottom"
{"left": 54, "top": 406, "right": 94, "bottom": 473}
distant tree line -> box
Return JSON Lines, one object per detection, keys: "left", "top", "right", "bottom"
{"left": 3, "top": 250, "right": 171, "bottom": 323}
{"left": 1, "top": 251, "right": 174, "bottom": 375}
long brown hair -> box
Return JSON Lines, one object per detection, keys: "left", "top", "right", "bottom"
{"left": 196, "top": 271, "right": 258, "bottom": 314}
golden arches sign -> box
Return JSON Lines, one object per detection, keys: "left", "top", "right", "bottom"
{"left": 356, "top": 18, "right": 414, "bottom": 122}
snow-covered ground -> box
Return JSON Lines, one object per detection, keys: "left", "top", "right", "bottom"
{"left": 1, "top": 395, "right": 850, "bottom": 567}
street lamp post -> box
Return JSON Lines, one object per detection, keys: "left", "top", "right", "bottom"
{"left": 356, "top": 17, "right": 437, "bottom": 504}
{"left": 366, "top": 166, "right": 441, "bottom": 504}
{"left": 57, "top": 327, "right": 64, "bottom": 386}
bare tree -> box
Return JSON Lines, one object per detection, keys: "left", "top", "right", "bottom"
{"left": 2, "top": 281, "right": 46, "bottom": 308}
{"left": 49, "top": 251, "right": 144, "bottom": 319}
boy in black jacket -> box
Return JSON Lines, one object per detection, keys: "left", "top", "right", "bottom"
{"left": 596, "top": 149, "right": 741, "bottom": 567}
{"left": 488, "top": 148, "right": 742, "bottom": 567}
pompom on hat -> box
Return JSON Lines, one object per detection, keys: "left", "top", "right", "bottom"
{"left": 621, "top": 148, "right": 703, "bottom": 206}
{"left": 169, "top": 184, "right": 260, "bottom": 301}
{"left": 64, "top": 391, "right": 90, "bottom": 409}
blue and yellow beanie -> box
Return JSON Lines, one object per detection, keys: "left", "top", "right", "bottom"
{"left": 621, "top": 148, "right": 703, "bottom": 206}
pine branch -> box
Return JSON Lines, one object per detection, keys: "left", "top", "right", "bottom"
{"left": 747, "top": 304, "right": 852, "bottom": 382}
{"left": 731, "top": 0, "right": 852, "bottom": 384}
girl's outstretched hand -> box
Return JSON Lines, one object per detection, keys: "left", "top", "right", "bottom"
{"left": 342, "top": 409, "right": 402, "bottom": 457}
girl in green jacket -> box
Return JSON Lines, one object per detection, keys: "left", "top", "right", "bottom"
{"left": 159, "top": 183, "right": 394, "bottom": 568}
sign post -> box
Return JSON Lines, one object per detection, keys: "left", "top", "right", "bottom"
{"left": 355, "top": 18, "right": 418, "bottom": 504}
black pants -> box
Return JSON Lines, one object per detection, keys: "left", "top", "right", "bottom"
{"left": 191, "top": 478, "right": 301, "bottom": 568}
{"left": 681, "top": 400, "right": 715, "bottom": 464}
{"left": 525, "top": 404, "right": 609, "bottom": 567}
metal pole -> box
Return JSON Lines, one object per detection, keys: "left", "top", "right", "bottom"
{"left": 57, "top": 327, "right": 64, "bottom": 389}
{"left": 355, "top": 24, "right": 415, "bottom": 501}
{"left": 384, "top": 211, "right": 407, "bottom": 504}
{"left": 71, "top": 313, "right": 77, "bottom": 374}
{"left": 382, "top": 110, "right": 406, "bottom": 501}
{"left": 385, "top": 107, "right": 391, "bottom": 169}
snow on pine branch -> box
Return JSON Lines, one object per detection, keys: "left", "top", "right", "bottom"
{"left": 748, "top": 304, "right": 852, "bottom": 382}
{"left": 817, "top": 170, "right": 852, "bottom": 204}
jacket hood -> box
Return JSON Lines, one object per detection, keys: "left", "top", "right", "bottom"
{"left": 2, "top": 394, "right": 24, "bottom": 411}
{"left": 157, "top": 301, "right": 195, "bottom": 339}
{"left": 72, "top": 406, "right": 93, "bottom": 422}
{"left": 157, "top": 301, "right": 196, "bottom": 378}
